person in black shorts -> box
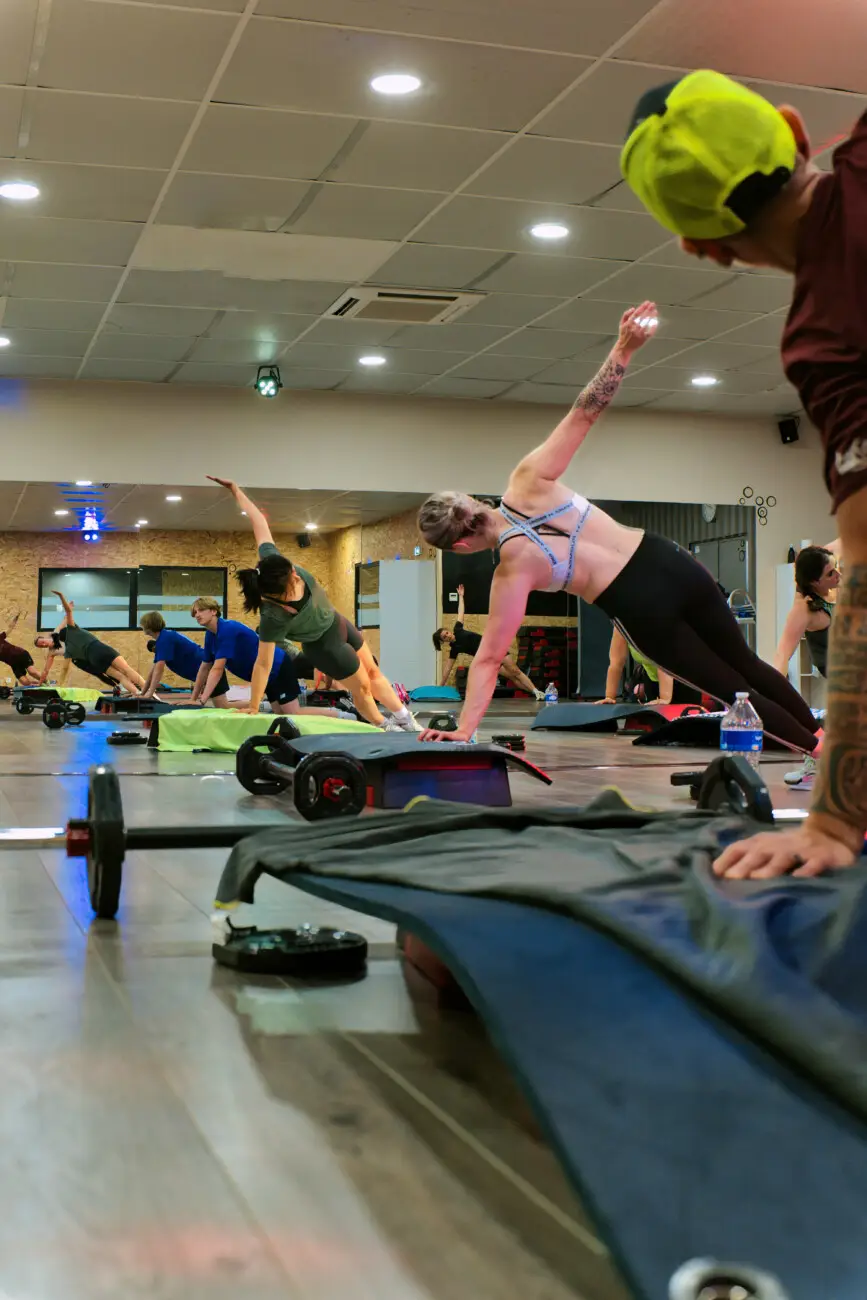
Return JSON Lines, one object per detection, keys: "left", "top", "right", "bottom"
{"left": 34, "top": 590, "right": 146, "bottom": 694}
{"left": 0, "top": 611, "right": 41, "bottom": 684}
{"left": 433, "top": 585, "right": 544, "bottom": 699}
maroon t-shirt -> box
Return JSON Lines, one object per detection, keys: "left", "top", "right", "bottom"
{"left": 0, "top": 632, "right": 27, "bottom": 666}
{"left": 782, "top": 112, "right": 867, "bottom": 512}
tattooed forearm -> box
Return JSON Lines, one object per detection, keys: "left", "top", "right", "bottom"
{"left": 812, "top": 563, "right": 867, "bottom": 828}
{"left": 572, "top": 353, "right": 627, "bottom": 418}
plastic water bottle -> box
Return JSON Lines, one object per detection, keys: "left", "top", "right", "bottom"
{"left": 720, "top": 692, "right": 763, "bottom": 769}
{"left": 544, "top": 681, "right": 559, "bottom": 704}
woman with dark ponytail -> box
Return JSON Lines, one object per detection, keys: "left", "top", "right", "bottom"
{"left": 208, "top": 476, "right": 419, "bottom": 730}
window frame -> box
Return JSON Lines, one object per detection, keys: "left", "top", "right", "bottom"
{"left": 134, "top": 565, "right": 228, "bottom": 629}
{"left": 37, "top": 565, "right": 229, "bottom": 632}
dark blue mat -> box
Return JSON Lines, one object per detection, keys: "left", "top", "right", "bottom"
{"left": 289, "top": 872, "right": 867, "bottom": 1300}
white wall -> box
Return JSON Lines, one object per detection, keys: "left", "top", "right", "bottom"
{"left": 0, "top": 378, "right": 834, "bottom": 658}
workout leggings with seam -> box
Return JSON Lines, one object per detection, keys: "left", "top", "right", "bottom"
{"left": 594, "top": 533, "right": 820, "bottom": 753}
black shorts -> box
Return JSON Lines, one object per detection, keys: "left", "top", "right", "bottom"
{"left": 84, "top": 639, "right": 119, "bottom": 677}
{"left": 301, "top": 614, "right": 364, "bottom": 681}
{"left": 265, "top": 655, "right": 301, "bottom": 706}
{"left": 211, "top": 671, "right": 230, "bottom": 698}
{"left": 8, "top": 651, "right": 34, "bottom": 679}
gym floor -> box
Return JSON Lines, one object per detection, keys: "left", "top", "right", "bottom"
{"left": 0, "top": 703, "right": 808, "bottom": 1300}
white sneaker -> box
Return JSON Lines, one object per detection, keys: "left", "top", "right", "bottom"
{"left": 380, "top": 718, "right": 404, "bottom": 732}
{"left": 784, "top": 754, "right": 817, "bottom": 789}
{"left": 533, "top": 689, "right": 545, "bottom": 702}
{"left": 395, "top": 710, "right": 423, "bottom": 732}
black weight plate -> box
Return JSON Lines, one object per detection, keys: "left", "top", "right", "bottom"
{"left": 267, "top": 716, "right": 301, "bottom": 741}
{"left": 428, "top": 712, "right": 458, "bottom": 731}
{"left": 0, "top": 685, "right": 11, "bottom": 699}
{"left": 696, "top": 754, "right": 775, "bottom": 825}
{"left": 87, "top": 765, "right": 125, "bottom": 918}
{"left": 293, "top": 751, "right": 367, "bottom": 821}
{"left": 236, "top": 733, "right": 293, "bottom": 795}
{"left": 492, "top": 733, "right": 526, "bottom": 751}
{"left": 43, "top": 702, "right": 66, "bottom": 729}
{"left": 66, "top": 702, "right": 86, "bottom": 725}
{"left": 15, "top": 698, "right": 33, "bottom": 714}
{"left": 213, "top": 925, "right": 367, "bottom": 977}
{"left": 108, "top": 731, "right": 148, "bottom": 746}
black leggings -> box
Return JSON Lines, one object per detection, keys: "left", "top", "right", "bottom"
{"left": 595, "top": 534, "right": 821, "bottom": 753}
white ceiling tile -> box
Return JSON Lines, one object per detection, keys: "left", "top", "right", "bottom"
{"left": 577, "top": 335, "right": 703, "bottom": 367}
{"left": 460, "top": 293, "right": 567, "bottom": 327}
{"left": 159, "top": 173, "right": 313, "bottom": 232}
{"left": 255, "top": 0, "right": 650, "bottom": 55}
{"left": 280, "top": 367, "right": 348, "bottom": 389}
{"left": 734, "top": 354, "right": 788, "bottom": 380}
{"left": 722, "top": 314, "right": 787, "bottom": 347}
{"left": 208, "top": 311, "right": 318, "bottom": 342}
{"left": 530, "top": 358, "right": 613, "bottom": 386}
{"left": 384, "top": 323, "right": 510, "bottom": 353}
{"left": 641, "top": 390, "right": 769, "bottom": 414}
{"left": 171, "top": 362, "right": 262, "bottom": 386}
{"left": 91, "top": 334, "right": 198, "bottom": 362}
{"left": 475, "top": 254, "right": 628, "bottom": 297}
{"left": 369, "top": 244, "right": 504, "bottom": 289}
{"left": 616, "top": 0, "right": 867, "bottom": 95}
{"left": 490, "top": 328, "right": 607, "bottom": 359}
{"left": 0, "top": 160, "right": 163, "bottom": 222}
{"left": 299, "top": 318, "right": 400, "bottom": 347}
{"left": 338, "top": 370, "right": 429, "bottom": 393}
{"left": 184, "top": 106, "right": 357, "bottom": 180}
{"left": 119, "top": 270, "right": 347, "bottom": 313}
{"left": 730, "top": 385, "right": 803, "bottom": 415}
{"left": 2, "top": 299, "right": 106, "bottom": 331}
{"left": 287, "top": 184, "right": 443, "bottom": 241}
{"left": 452, "top": 354, "right": 549, "bottom": 382}
{"left": 531, "top": 60, "right": 683, "bottom": 145}
{"left": 655, "top": 341, "right": 781, "bottom": 372}
{"left": 0, "top": 88, "right": 26, "bottom": 157}
{"left": 690, "top": 275, "right": 794, "bottom": 314}
{"left": 8, "top": 263, "right": 121, "bottom": 301}
{"left": 220, "top": 20, "right": 588, "bottom": 131}
{"left": 188, "top": 336, "right": 288, "bottom": 364}
{"left": 467, "top": 138, "right": 623, "bottom": 205}
{"left": 537, "top": 297, "right": 762, "bottom": 341}
{"left": 1, "top": 327, "right": 91, "bottom": 356}
{"left": 284, "top": 342, "right": 469, "bottom": 375}
{"left": 105, "top": 304, "right": 219, "bottom": 337}
{"left": 416, "top": 195, "right": 665, "bottom": 260}
{"left": 630, "top": 364, "right": 777, "bottom": 395}
{"left": 0, "top": 214, "right": 141, "bottom": 265}
{"left": 40, "top": 0, "right": 238, "bottom": 99}
{"left": 742, "top": 83, "right": 864, "bottom": 151}
{"left": 26, "top": 91, "right": 197, "bottom": 170}
{"left": 156, "top": 0, "right": 246, "bottom": 9}
{"left": 612, "top": 385, "right": 672, "bottom": 407}
{"left": 581, "top": 263, "right": 736, "bottom": 305}
{"left": 420, "top": 376, "right": 514, "bottom": 399}
{"left": 0, "top": 0, "right": 38, "bottom": 86}
{"left": 0, "top": 355, "right": 79, "bottom": 378}
{"left": 589, "top": 180, "right": 651, "bottom": 213}
{"left": 500, "top": 381, "right": 580, "bottom": 405}
{"left": 327, "top": 121, "right": 505, "bottom": 191}
{"left": 79, "top": 358, "right": 176, "bottom": 383}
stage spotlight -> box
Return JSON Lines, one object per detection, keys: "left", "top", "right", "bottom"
{"left": 255, "top": 365, "right": 282, "bottom": 399}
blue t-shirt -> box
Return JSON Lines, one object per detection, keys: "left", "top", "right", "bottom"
{"left": 153, "top": 628, "right": 207, "bottom": 683}
{"left": 203, "top": 619, "right": 285, "bottom": 684}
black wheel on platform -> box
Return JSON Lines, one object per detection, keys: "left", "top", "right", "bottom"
{"left": 236, "top": 733, "right": 294, "bottom": 796}
{"left": 65, "top": 702, "right": 87, "bottom": 726}
{"left": 15, "top": 698, "right": 33, "bottom": 715}
{"left": 267, "top": 716, "right": 301, "bottom": 741}
{"left": 0, "top": 685, "right": 11, "bottom": 700}
{"left": 293, "top": 751, "right": 367, "bottom": 820}
{"left": 43, "top": 701, "right": 67, "bottom": 729}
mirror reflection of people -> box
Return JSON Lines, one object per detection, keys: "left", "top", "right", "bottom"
{"left": 416, "top": 305, "right": 820, "bottom": 757}
{"left": 0, "top": 610, "right": 41, "bottom": 685}
{"left": 433, "top": 584, "right": 544, "bottom": 701}
{"left": 597, "top": 626, "right": 673, "bottom": 706}
{"left": 34, "top": 590, "right": 145, "bottom": 694}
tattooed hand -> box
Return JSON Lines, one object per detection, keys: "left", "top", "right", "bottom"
{"left": 617, "top": 301, "right": 658, "bottom": 356}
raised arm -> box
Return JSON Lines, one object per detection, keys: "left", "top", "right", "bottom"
{"left": 207, "top": 477, "right": 273, "bottom": 548}
{"left": 517, "top": 303, "right": 658, "bottom": 483}
{"left": 773, "top": 598, "right": 810, "bottom": 675}
{"left": 456, "top": 583, "right": 465, "bottom": 622}
{"left": 50, "top": 590, "right": 75, "bottom": 626}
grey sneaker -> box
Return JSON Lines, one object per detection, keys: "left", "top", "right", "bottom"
{"left": 380, "top": 718, "right": 404, "bottom": 732}
{"left": 784, "top": 754, "right": 817, "bottom": 789}
{"left": 395, "top": 711, "right": 423, "bottom": 732}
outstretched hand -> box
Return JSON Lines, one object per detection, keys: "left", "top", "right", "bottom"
{"left": 419, "top": 727, "right": 470, "bottom": 743}
{"left": 207, "top": 475, "right": 237, "bottom": 493}
{"left": 617, "top": 301, "right": 658, "bottom": 355}
{"left": 713, "top": 824, "right": 859, "bottom": 880}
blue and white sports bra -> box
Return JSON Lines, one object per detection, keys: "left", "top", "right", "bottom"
{"left": 498, "top": 494, "right": 592, "bottom": 592}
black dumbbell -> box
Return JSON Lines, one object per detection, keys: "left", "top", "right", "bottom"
{"left": 15, "top": 697, "right": 34, "bottom": 715}
{"left": 428, "top": 712, "right": 459, "bottom": 731}
{"left": 42, "top": 700, "right": 87, "bottom": 729}
{"left": 492, "top": 733, "right": 526, "bottom": 752}
{"left": 671, "top": 755, "right": 775, "bottom": 824}
{"left": 235, "top": 729, "right": 367, "bottom": 820}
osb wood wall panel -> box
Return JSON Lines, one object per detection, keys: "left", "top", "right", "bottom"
{"left": 0, "top": 529, "right": 331, "bottom": 688}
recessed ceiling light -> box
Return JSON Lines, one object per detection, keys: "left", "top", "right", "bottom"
{"left": 370, "top": 73, "right": 421, "bottom": 96}
{"left": 75, "top": 479, "right": 92, "bottom": 486}
{"left": 181, "top": 572, "right": 189, "bottom": 576}
{"left": 241, "top": 510, "right": 247, "bottom": 516}
{"left": 0, "top": 337, "right": 10, "bottom": 349}
{"left": 0, "top": 181, "right": 39, "bottom": 201}
{"left": 359, "top": 355, "right": 387, "bottom": 367}
{"left": 691, "top": 375, "right": 719, "bottom": 388}
{"left": 54, "top": 509, "right": 69, "bottom": 517}
{"left": 136, "top": 519, "right": 148, "bottom": 526}
{"left": 530, "top": 222, "right": 570, "bottom": 241}
{"left": 305, "top": 522, "right": 318, "bottom": 531}
{"left": 165, "top": 494, "right": 182, "bottom": 502}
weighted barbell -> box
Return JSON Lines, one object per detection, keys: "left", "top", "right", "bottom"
{"left": 3, "top": 764, "right": 300, "bottom": 920}
{"left": 43, "top": 700, "right": 86, "bottom": 729}
{"left": 235, "top": 728, "right": 367, "bottom": 819}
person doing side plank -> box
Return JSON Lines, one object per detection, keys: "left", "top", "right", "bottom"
{"left": 416, "top": 305, "right": 821, "bottom": 754}
{"left": 34, "top": 591, "right": 145, "bottom": 694}
{"left": 433, "top": 585, "right": 545, "bottom": 699}
{"left": 0, "top": 610, "right": 41, "bottom": 685}
{"left": 207, "top": 477, "right": 419, "bottom": 731}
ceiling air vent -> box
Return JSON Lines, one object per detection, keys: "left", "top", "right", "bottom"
{"left": 326, "top": 286, "right": 482, "bottom": 325}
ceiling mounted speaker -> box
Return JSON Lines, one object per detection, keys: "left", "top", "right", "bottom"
{"left": 778, "top": 416, "right": 800, "bottom": 445}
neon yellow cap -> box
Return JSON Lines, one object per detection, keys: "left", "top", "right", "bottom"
{"left": 620, "top": 70, "right": 798, "bottom": 240}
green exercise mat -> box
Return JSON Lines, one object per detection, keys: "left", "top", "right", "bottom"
{"left": 38, "top": 686, "right": 106, "bottom": 705}
{"left": 153, "top": 710, "right": 373, "bottom": 752}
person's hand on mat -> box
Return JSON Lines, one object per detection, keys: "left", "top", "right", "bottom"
{"left": 420, "top": 727, "right": 470, "bottom": 743}
{"left": 617, "top": 301, "right": 658, "bottom": 356}
{"left": 594, "top": 697, "right": 616, "bottom": 705}
{"left": 713, "top": 824, "right": 859, "bottom": 879}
